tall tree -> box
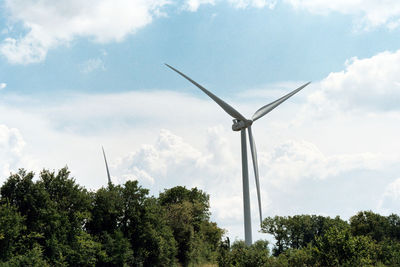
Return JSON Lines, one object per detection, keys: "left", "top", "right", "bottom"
{"left": 350, "top": 211, "right": 390, "bottom": 242}
{"left": 159, "top": 186, "right": 223, "bottom": 266}
{"left": 261, "top": 215, "right": 348, "bottom": 255}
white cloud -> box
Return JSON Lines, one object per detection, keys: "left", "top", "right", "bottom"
{"left": 305, "top": 49, "right": 400, "bottom": 115}
{"left": 0, "top": 83, "right": 6, "bottom": 90}
{"left": 3, "top": 0, "right": 398, "bottom": 64}
{"left": 383, "top": 178, "right": 400, "bottom": 200}
{"left": 114, "top": 129, "right": 204, "bottom": 187}
{"left": 379, "top": 178, "right": 400, "bottom": 213}
{"left": 0, "top": 124, "right": 31, "bottom": 178}
{"left": 107, "top": 124, "right": 397, "bottom": 237}
{"left": 284, "top": 0, "right": 400, "bottom": 30}
{"left": 1, "top": 0, "right": 169, "bottom": 64}
{"left": 229, "top": 0, "right": 277, "bottom": 9}
{"left": 0, "top": 26, "right": 52, "bottom": 64}
{"left": 80, "top": 58, "right": 105, "bottom": 74}
{"left": 182, "top": 0, "right": 400, "bottom": 27}
{"left": 184, "top": 0, "right": 216, "bottom": 11}
{"left": 95, "top": 124, "right": 257, "bottom": 236}
{"left": 1, "top": 49, "right": 400, "bottom": 238}
{"left": 112, "top": 127, "right": 244, "bottom": 221}
{"left": 261, "top": 139, "right": 390, "bottom": 189}
{"left": 182, "top": 0, "right": 277, "bottom": 11}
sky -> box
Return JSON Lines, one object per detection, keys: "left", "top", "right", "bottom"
{"left": 1, "top": 0, "right": 400, "bottom": 242}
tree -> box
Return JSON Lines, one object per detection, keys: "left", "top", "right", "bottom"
{"left": 376, "top": 238, "right": 400, "bottom": 266}
{"left": 0, "top": 169, "right": 48, "bottom": 233}
{"left": 1, "top": 244, "right": 49, "bottom": 266}
{"left": 261, "top": 215, "right": 348, "bottom": 255}
{"left": 350, "top": 211, "right": 390, "bottom": 242}
{"left": 314, "top": 227, "right": 377, "bottom": 266}
{"left": 159, "top": 186, "right": 223, "bottom": 266}
{"left": 217, "top": 240, "right": 271, "bottom": 267}
{"left": 87, "top": 185, "right": 125, "bottom": 236}
{"left": 0, "top": 168, "right": 100, "bottom": 265}
{"left": 89, "top": 181, "right": 177, "bottom": 266}
{"left": 387, "top": 214, "right": 400, "bottom": 240}
{"left": 0, "top": 204, "right": 25, "bottom": 260}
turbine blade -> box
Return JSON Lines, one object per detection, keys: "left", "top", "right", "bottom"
{"left": 102, "top": 146, "right": 112, "bottom": 185}
{"left": 252, "top": 82, "right": 311, "bottom": 122}
{"left": 247, "top": 126, "right": 263, "bottom": 226}
{"left": 165, "top": 64, "right": 247, "bottom": 121}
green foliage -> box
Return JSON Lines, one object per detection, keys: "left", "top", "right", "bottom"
{"left": 256, "top": 213, "right": 400, "bottom": 266}
{"left": 0, "top": 169, "right": 48, "bottom": 233}
{"left": 275, "top": 246, "right": 315, "bottom": 267}
{"left": 88, "top": 181, "right": 177, "bottom": 266}
{"left": 159, "top": 186, "right": 211, "bottom": 229}
{"left": 261, "top": 214, "right": 348, "bottom": 255}
{"left": 314, "top": 226, "right": 378, "bottom": 266}
{"left": 159, "top": 186, "right": 223, "bottom": 266}
{"left": 0, "top": 204, "right": 25, "bottom": 260}
{"left": 0, "top": 168, "right": 94, "bottom": 264}
{"left": 0, "top": 244, "right": 49, "bottom": 267}
{"left": 376, "top": 238, "right": 400, "bottom": 266}
{"left": 88, "top": 185, "right": 124, "bottom": 236}
{"left": 3, "top": 167, "right": 400, "bottom": 266}
{"left": 96, "top": 230, "right": 134, "bottom": 266}
{"left": 137, "top": 197, "right": 177, "bottom": 266}
{"left": 350, "top": 211, "right": 391, "bottom": 242}
{"left": 217, "top": 239, "right": 271, "bottom": 267}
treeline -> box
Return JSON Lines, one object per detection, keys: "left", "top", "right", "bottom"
{"left": 0, "top": 168, "right": 223, "bottom": 266}
{"left": 218, "top": 213, "right": 400, "bottom": 266}
{"left": 1, "top": 168, "right": 400, "bottom": 266}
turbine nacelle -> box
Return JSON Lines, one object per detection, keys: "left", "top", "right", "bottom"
{"left": 232, "top": 119, "right": 253, "bottom": 131}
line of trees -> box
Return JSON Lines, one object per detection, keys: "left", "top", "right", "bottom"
{"left": 1, "top": 167, "right": 400, "bottom": 266}
{"left": 0, "top": 168, "right": 223, "bottom": 266}
{"left": 218, "top": 213, "right": 400, "bottom": 266}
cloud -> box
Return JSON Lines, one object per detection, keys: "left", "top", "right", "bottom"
{"left": 3, "top": 0, "right": 398, "bottom": 64}
{"left": 183, "top": 0, "right": 276, "bottom": 11}
{"left": 1, "top": 0, "right": 169, "bottom": 64}
{"left": 379, "top": 178, "right": 400, "bottom": 213}
{"left": 112, "top": 127, "right": 243, "bottom": 219}
{"left": 261, "top": 139, "right": 390, "bottom": 189}
{"left": 107, "top": 125, "right": 396, "bottom": 236}
{"left": 80, "top": 58, "right": 105, "bottom": 74}
{"left": 229, "top": 0, "right": 277, "bottom": 9}
{"left": 0, "top": 83, "right": 6, "bottom": 90}
{"left": 183, "top": 0, "right": 400, "bottom": 27}
{"left": 0, "top": 26, "right": 51, "bottom": 64}
{"left": 0, "top": 85, "right": 398, "bottom": 240}
{"left": 183, "top": 0, "right": 216, "bottom": 11}
{"left": 305, "top": 49, "right": 400, "bottom": 115}
{"left": 101, "top": 125, "right": 257, "bottom": 235}
{"left": 113, "top": 129, "right": 204, "bottom": 187}
{"left": 284, "top": 0, "right": 400, "bottom": 30}
{"left": 0, "top": 124, "right": 29, "bottom": 178}
{"left": 1, "top": 45, "right": 400, "bottom": 237}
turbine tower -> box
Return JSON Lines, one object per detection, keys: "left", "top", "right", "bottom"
{"left": 166, "top": 64, "right": 310, "bottom": 246}
{"left": 102, "top": 146, "right": 112, "bottom": 186}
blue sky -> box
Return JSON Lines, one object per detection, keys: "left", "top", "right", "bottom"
{"left": 2, "top": 0, "right": 400, "bottom": 241}
{"left": 2, "top": 0, "right": 400, "bottom": 95}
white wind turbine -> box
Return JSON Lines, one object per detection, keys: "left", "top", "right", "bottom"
{"left": 102, "top": 146, "right": 112, "bottom": 186}
{"left": 166, "top": 64, "right": 310, "bottom": 246}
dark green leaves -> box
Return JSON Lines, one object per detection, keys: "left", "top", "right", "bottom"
{"left": 0, "top": 168, "right": 223, "bottom": 266}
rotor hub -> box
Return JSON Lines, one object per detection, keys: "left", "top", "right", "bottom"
{"left": 232, "top": 119, "right": 253, "bottom": 131}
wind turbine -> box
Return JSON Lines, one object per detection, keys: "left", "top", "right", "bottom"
{"left": 166, "top": 64, "right": 310, "bottom": 246}
{"left": 102, "top": 146, "right": 112, "bottom": 186}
